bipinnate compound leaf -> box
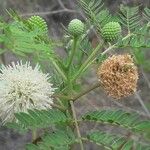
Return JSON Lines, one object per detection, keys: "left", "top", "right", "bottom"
{"left": 143, "top": 7, "right": 150, "bottom": 21}
{"left": 26, "top": 127, "right": 76, "bottom": 150}
{"left": 119, "top": 5, "right": 140, "bottom": 32}
{"left": 82, "top": 109, "right": 150, "bottom": 133}
{"left": 6, "top": 109, "right": 71, "bottom": 132}
{"left": 79, "top": 0, "right": 112, "bottom": 31}
{"left": 86, "top": 131, "right": 150, "bottom": 150}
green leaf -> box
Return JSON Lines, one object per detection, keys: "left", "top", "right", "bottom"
{"left": 0, "top": 48, "right": 6, "bottom": 55}
{"left": 121, "top": 140, "right": 133, "bottom": 150}
{"left": 26, "top": 144, "right": 39, "bottom": 150}
{"left": 86, "top": 131, "right": 150, "bottom": 150}
{"left": 6, "top": 109, "right": 71, "bottom": 131}
{"left": 26, "top": 127, "right": 76, "bottom": 150}
{"left": 79, "top": 0, "right": 111, "bottom": 32}
{"left": 6, "top": 122, "right": 27, "bottom": 134}
{"left": 134, "top": 121, "right": 150, "bottom": 131}
{"left": 119, "top": 5, "right": 140, "bottom": 32}
{"left": 128, "top": 25, "right": 150, "bottom": 48}
{"left": 82, "top": 109, "right": 150, "bottom": 133}
{"left": 3, "top": 21, "right": 55, "bottom": 60}
{"left": 131, "top": 46, "right": 150, "bottom": 71}
{"left": 143, "top": 7, "right": 150, "bottom": 21}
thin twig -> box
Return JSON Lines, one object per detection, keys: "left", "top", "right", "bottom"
{"left": 20, "top": 9, "right": 78, "bottom": 17}
{"left": 70, "top": 101, "right": 84, "bottom": 150}
{"left": 72, "top": 83, "right": 101, "bottom": 101}
{"left": 81, "top": 25, "right": 94, "bottom": 41}
{"left": 141, "top": 67, "right": 150, "bottom": 89}
{"left": 54, "top": 83, "right": 101, "bottom": 102}
{"left": 134, "top": 91, "right": 150, "bottom": 117}
{"left": 110, "top": 97, "right": 150, "bottom": 118}
{"left": 57, "top": 0, "right": 66, "bottom": 9}
{"left": 101, "top": 33, "right": 133, "bottom": 56}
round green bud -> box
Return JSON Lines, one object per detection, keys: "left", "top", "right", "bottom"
{"left": 28, "top": 15, "right": 48, "bottom": 33}
{"left": 68, "top": 19, "right": 84, "bottom": 37}
{"left": 101, "top": 22, "right": 121, "bottom": 42}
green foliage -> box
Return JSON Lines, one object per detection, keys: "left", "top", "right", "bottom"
{"left": 86, "top": 131, "right": 150, "bottom": 150}
{"left": 143, "top": 7, "right": 150, "bottom": 21}
{"left": 0, "top": 10, "right": 59, "bottom": 64}
{"left": 0, "top": 20, "right": 54, "bottom": 59}
{"left": 6, "top": 109, "right": 70, "bottom": 132}
{"left": 116, "top": 22, "right": 150, "bottom": 70}
{"left": 82, "top": 109, "right": 150, "bottom": 133}
{"left": 133, "top": 48, "right": 150, "bottom": 71}
{"left": 79, "top": 0, "right": 112, "bottom": 31}
{"left": 26, "top": 127, "right": 76, "bottom": 150}
{"left": 6, "top": 9, "right": 23, "bottom": 23}
{"left": 119, "top": 5, "right": 140, "bottom": 32}
{"left": 117, "top": 25, "right": 150, "bottom": 48}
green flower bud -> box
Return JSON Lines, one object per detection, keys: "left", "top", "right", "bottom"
{"left": 101, "top": 22, "right": 121, "bottom": 42}
{"left": 68, "top": 19, "right": 84, "bottom": 37}
{"left": 28, "top": 15, "right": 48, "bottom": 33}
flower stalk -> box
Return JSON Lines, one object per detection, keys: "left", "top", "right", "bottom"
{"left": 72, "top": 42, "right": 104, "bottom": 82}
{"left": 67, "top": 37, "right": 78, "bottom": 70}
{"left": 51, "top": 58, "right": 67, "bottom": 81}
{"left": 32, "top": 129, "right": 37, "bottom": 142}
{"left": 70, "top": 101, "right": 84, "bottom": 150}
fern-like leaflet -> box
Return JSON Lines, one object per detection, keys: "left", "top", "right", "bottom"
{"left": 6, "top": 109, "right": 71, "bottom": 132}
{"left": 79, "top": 0, "right": 112, "bottom": 31}
{"left": 117, "top": 24, "right": 150, "bottom": 49}
{"left": 86, "top": 131, "right": 150, "bottom": 150}
{"left": 119, "top": 5, "right": 140, "bottom": 33}
{"left": 82, "top": 109, "right": 150, "bottom": 133}
{"left": 26, "top": 127, "right": 76, "bottom": 150}
{"left": 143, "top": 7, "right": 150, "bottom": 22}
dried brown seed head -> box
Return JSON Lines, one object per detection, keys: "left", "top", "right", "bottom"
{"left": 97, "top": 54, "right": 138, "bottom": 99}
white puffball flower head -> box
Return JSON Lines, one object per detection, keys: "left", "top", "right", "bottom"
{"left": 0, "top": 61, "right": 55, "bottom": 124}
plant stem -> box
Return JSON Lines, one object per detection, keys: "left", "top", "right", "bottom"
{"left": 51, "top": 59, "right": 67, "bottom": 81}
{"left": 56, "top": 83, "right": 101, "bottom": 101}
{"left": 53, "top": 93, "right": 71, "bottom": 100}
{"left": 51, "top": 103, "right": 66, "bottom": 111}
{"left": 0, "top": 53, "right": 5, "bottom": 65}
{"left": 140, "top": 67, "right": 150, "bottom": 89}
{"left": 67, "top": 37, "right": 78, "bottom": 70}
{"left": 70, "top": 101, "right": 84, "bottom": 150}
{"left": 72, "top": 42, "right": 103, "bottom": 82}
{"left": 135, "top": 92, "right": 150, "bottom": 117}
{"left": 74, "top": 33, "right": 133, "bottom": 78}
{"left": 81, "top": 137, "right": 102, "bottom": 146}
{"left": 81, "top": 25, "right": 94, "bottom": 41}
{"left": 32, "top": 129, "right": 37, "bottom": 142}
{"left": 101, "top": 33, "right": 133, "bottom": 56}
{"left": 54, "top": 83, "right": 101, "bottom": 102}
{"left": 72, "top": 83, "right": 101, "bottom": 101}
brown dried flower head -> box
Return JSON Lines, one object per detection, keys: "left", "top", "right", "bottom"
{"left": 97, "top": 54, "right": 138, "bottom": 99}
